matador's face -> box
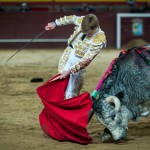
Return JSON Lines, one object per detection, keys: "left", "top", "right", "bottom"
{"left": 83, "top": 27, "right": 98, "bottom": 37}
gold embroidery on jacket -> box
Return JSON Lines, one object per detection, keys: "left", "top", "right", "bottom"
{"left": 76, "top": 17, "right": 84, "bottom": 25}
{"left": 56, "top": 15, "right": 106, "bottom": 74}
{"left": 92, "top": 33, "right": 106, "bottom": 45}
{"left": 58, "top": 46, "right": 72, "bottom": 73}
{"left": 66, "top": 16, "right": 71, "bottom": 20}
{"left": 68, "top": 29, "right": 82, "bottom": 45}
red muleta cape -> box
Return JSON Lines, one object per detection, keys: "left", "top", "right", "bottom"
{"left": 36, "top": 74, "right": 92, "bottom": 144}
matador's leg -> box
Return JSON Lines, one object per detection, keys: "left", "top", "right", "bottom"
{"left": 65, "top": 69, "right": 86, "bottom": 99}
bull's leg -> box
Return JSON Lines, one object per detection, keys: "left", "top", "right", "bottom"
{"left": 101, "top": 128, "right": 112, "bottom": 143}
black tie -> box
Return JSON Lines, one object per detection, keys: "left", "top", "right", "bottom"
{"left": 81, "top": 34, "right": 87, "bottom": 41}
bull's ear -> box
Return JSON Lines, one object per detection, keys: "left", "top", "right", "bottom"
{"left": 115, "top": 92, "right": 124, "bottom": 99}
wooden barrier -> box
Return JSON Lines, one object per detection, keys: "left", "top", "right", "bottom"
{"left": 0, "top": 12, "right": 149, "bottom": 49}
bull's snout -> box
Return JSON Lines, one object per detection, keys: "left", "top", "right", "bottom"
{"left": 111, "top": 126, "right": 127, "bottom": 142}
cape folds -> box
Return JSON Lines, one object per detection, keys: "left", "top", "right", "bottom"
{"left": 36, "top": 74, "right": 92, "bottom": 144}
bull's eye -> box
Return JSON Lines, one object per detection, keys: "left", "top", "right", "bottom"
{"left": 115, "top": 92, "right": 124, "bottom": 99}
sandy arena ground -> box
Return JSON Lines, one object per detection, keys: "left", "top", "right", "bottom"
{"left": 0, "top": 49, "right": 150, "bottom": 150}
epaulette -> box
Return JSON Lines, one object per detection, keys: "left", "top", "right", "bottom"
{"left": 92, "top": 32, "right": 106, "bottom": 45}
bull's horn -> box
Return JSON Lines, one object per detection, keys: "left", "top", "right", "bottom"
{"left": 106, "top": 96, "right": 121, "bottom": 112}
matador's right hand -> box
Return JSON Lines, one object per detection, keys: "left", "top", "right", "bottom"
{"left": 45, "top": 22, "right": 56, "bottom": 30}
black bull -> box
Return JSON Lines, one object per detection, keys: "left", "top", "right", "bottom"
{"left": 91, "top": 46, "right": 150, "bottom": 142}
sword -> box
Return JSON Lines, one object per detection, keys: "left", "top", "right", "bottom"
{"left": 5, "top": 29, "right": 46, "bottom": 63}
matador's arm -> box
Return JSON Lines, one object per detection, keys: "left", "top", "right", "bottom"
{"left": 55, "top": 15, "right": 84, "bottom": 26}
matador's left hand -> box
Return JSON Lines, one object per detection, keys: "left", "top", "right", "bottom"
{"left": 60, "top": 70, "right": 71, "bottom": 79}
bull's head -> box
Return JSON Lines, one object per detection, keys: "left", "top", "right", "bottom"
{"left": 93, "top": 95, "right": 131, "bottom": 142}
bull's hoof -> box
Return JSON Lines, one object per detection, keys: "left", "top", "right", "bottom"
{"left": 102, "top": 134, "right": 111, "bottom": 143}
{"left": 101, "top": 128, "right": 112, "bottom": 143}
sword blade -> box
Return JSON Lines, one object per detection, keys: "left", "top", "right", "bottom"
{"left": 6, "top": 29, "right": 46, "bottom": 63}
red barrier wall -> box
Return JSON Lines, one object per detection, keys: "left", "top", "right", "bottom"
{"left": 0, "top": 12, "right": 149, "bottom": 49}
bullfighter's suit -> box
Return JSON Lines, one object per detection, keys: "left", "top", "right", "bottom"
{"left": 55, "top": 15, "right": 106, "bottom": 99}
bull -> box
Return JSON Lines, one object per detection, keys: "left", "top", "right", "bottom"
{"left": 91, "top": 45, "right": 150, "bottom": 142}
